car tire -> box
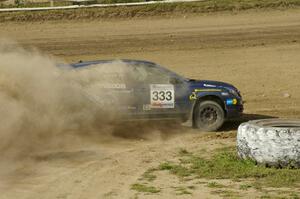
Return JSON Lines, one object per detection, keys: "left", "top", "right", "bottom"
{"left": 237, "top": 119, "right": 300, "bottom": 168}
{"left": 193, "top": 100, "right": 225, "bottom": 132}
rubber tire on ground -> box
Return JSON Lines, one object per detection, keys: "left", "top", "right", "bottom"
{"left": 237, "top": 119, "right": 300, "bottom": 168}
{"left": 193, "top": 100, "right": 225, "bottom": 132}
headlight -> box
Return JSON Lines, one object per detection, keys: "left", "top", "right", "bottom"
{"left": 227, "top": 88, "right": 240, "bottom": 97}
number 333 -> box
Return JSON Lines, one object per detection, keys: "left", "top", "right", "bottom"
{"left": 152, "top": 91, "right": 172, "bottom": 101}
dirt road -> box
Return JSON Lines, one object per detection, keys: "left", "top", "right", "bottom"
{"left": 0, "top": 8, "right": 300, "bottom": 198}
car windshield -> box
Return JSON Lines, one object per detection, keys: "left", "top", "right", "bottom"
{"left": 128, "top": 61, "right": 187, "bottom": 83}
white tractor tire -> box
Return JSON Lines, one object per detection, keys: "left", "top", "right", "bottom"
{"left": 237, "top": 119, "right": 300, "bottom": 168}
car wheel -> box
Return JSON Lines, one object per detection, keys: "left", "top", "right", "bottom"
{"left": 237, "top": 119, "right": 300, "bottom": 168}
{"left": 193, "top": 100, "right": 225, "bottom": 132}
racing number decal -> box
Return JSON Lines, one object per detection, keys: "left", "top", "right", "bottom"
{"left": 150, "top": 84, "right": 175, "bottom": 108}
{"left": 152, "top": 91, "right": 172, "bottom": 101}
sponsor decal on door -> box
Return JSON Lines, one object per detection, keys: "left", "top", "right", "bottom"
{"left": 150, "top": 84, "right": 175, "bottom": 108}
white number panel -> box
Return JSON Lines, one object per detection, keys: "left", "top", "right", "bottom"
{"left": 150, "top": 84, "right": 175, "bottom": 108}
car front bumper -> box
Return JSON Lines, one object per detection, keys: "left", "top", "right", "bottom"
{"left": 225, "top": 104, "right": 244, "bottom": 119}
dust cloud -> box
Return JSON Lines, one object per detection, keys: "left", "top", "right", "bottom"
{"left": 0, "top": 41, "right": 134, "bottom": 163}
{"left": 0, "top": 41, "right": 184, "bottom": 183}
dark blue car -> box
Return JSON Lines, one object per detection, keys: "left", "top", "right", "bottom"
{"left": 71, "top": 59, "right": 243, "bottom": 131}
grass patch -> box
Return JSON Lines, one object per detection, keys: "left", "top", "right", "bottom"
{"left": 0, "top": 1, "right": 72, "bottom": 8}
{"left": 289, "top": 192, "right": 300, "bottom": 199}
{"left": 207, "top": 181, "right": 227, "bottom": 188}
{"left": 0, "top": 0, "right": 160, "bottom": 8}
{"left": 159, "top": 162, "right": 191, "bottom": 177}
{"left": 211, "top": 189, "right": 241, "bottom": 198}
{"left": 141, "top": 168, "right": 157, "bottom": 182}
{"left": 1, "top": 0, "right": 300, "bottom": 22}
{"left": 239, "top": 183, "right": 252, "bottom": 190}
{"left": 99, "top": 0, "right": 161, "bottom": 4}
{"left": 131, "top": 183, "right": 160, "bottom": 193}
{"left": 260, "top": 195, "right": 272, "bottom": 199}
{"left": 158, "top": 147, "right": 300, "bottom": 188}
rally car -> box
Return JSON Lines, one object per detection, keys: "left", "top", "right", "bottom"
{"left": 70, "top": 59, "right": 243, "bottom": 131}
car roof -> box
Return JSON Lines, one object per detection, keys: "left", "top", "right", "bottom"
{"left": 65, "top": 59, "right": 186, "bottom": 80}
{"left": 70, "top": 59, "right": 156, "bottom": 69}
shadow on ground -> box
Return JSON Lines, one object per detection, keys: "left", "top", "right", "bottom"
{"left": 111, "top": 114, "right": 277, "bottom": 139}
{"left": 112, "top": 121, "right": 185, "bottom": 140}
{"left": 220, "top": 113, "right": 277, "bottom": 131}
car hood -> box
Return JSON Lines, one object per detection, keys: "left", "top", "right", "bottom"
{"left": 188, "top": 79, "right": 237, "bottom": 90}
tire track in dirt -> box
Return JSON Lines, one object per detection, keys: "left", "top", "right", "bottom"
{"left": 8, "top": 22, "right": 300, "bottom": 57}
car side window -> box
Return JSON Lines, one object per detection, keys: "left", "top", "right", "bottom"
{"left": 130, "top": 63, "right": 170, "bottom": 84}
{"left": 71, "top": 64, "right": 126, "bottom": 86}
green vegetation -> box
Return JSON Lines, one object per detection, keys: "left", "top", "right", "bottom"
{"left": 207, "top": 181, "right": 227, "bottom": 188}
{"left": 1, "top": 0, "right": 300, "bottom": 22}
{"left": 99, "top": 0, "right": 161, "bottom": 4}
{"left": 0, "top": 0, "right": 161, "bottom": 8}
{"left": 211, "top": 189, "right": 241, "bottom": 198}
{"left": 159, "top": 147, "right": 300, "bottom": 188}
{"left": 239, "top": 183, "right": 252, "bottom": 190}
{"left": 259, "top": 193, "right": 300, "bottom": 199}
{"left": 131, "top": 183, "right": 161, "bottom": 193}
{"left": 159, "top": 162, "right": 191, "bottom": 177}
{"left": 289, "top": 192, "right": 300, "bottom": 199}
{"left": 0, "top": 1, "right": 72, "bottom": 8}
{"left": 141, "top": 168, "right": 157, "bottom": 182}
{"left": 131, "top": 147, "right": 299, "bottom": 197}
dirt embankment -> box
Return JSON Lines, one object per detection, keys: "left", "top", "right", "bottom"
{"left": 1, "top": 0, "right": 300, "bottom": 22}
{"left": 0, "top": 7, "right": 299, "bottom": 199}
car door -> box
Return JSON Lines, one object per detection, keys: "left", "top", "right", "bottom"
{"left": 71, "top": 63, "right": 139, "bottom": 119}
{"left": 128, "top": 62, "right": 190, "bottom": 119}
